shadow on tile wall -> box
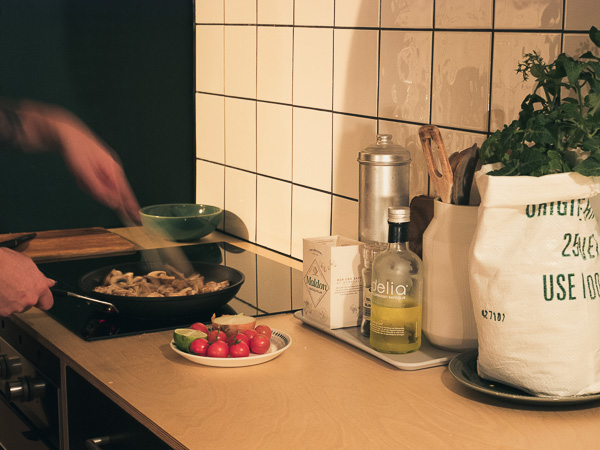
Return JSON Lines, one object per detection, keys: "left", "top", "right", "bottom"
{"left": 194, "top": 0, "right": 600, "bottom": 259}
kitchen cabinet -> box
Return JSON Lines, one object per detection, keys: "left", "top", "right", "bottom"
{"left": 2, "top": 229, "right": 600, "bottom": 449}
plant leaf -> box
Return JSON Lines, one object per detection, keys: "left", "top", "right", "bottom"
{"left": 582, "top": 136, "right": 600, "bottom": 152}
{"left": 575, "top": 152, "right": 600, "bottom": 176}
{"left": 590, "top": 26, "right": 600, "bottom": 48}
{"left": 517, "top": 148, "right": 549, "bottom": 175}
{"left": 561, "top": 56, "right": 582, "bottom": 87}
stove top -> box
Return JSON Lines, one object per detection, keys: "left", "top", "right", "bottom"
{"left": 40, "top": 242, "right": 303, "bottom": 341}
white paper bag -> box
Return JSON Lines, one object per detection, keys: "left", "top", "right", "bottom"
{"left": 469, "top": 165, "right": 600, "bottom": 397}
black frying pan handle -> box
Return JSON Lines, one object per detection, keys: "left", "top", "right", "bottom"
{"left": 50, "top": 287, "right": 119, "bottom": 314}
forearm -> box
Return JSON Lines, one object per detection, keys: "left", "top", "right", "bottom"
{"left": 0, "top": 100, "right": 63, "bottom": 153}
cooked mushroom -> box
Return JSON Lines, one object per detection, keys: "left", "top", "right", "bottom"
{"left": 93, "top": 266, "right": 230, "bottom": 297}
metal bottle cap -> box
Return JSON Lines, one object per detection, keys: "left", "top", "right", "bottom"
{"left": 357, "top": 134, "right": 411, "bottom": 165}
{"left": 388, "top": 206, "right": 410, "bottom": 223}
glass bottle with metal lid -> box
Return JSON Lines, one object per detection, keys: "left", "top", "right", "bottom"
{"left": 358, "top": 134, "right": 411, "bottom": 244}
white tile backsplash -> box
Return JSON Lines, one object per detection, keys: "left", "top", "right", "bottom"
{"left": 294, "top": 0, "right": 334, "bottom": 26}
{"left": 195, "top": 0, "right": 598, "bottom": 259}
{"left": 331, "top": 196, "right": 358, "bottom": 240}
{"left": 224, "top": 26, "right": 256, "bottom": 98}
{"left": 256, "top": 176, "right": 292, "bottom": 254}
{"left": 378, "top": 120, "right": 429, "bottom": 199}
{"left": 224, "top": 97, "right": 256, "bottom": 172}
{"left": 381, "top": 0, "right": 433, "bottom": 28}
{"left": 258, "top": 0, "right": 293, "bottom": 25}
{"left": 490, "top": 33, "right": 561, "bottom": 131}
{"left": 195, "top": 25, "right": 224, "bottom": 94}
{"left": 224, "top": 0, "right": 256, "bottom": 24}
{"left": 565, "top": 0, "right": 600, "bottom": 30}
{"left": 196, "top": 160, "right": 225, "bottom": 212}
{"left": 379, "top": 30, "right": 432, "bottom": 123}
{"left": 333, "top": 28, "right": 379, "bottom": 117}
{"left": 257, "top": 26, "right": 293, "bottom": 104}
{"left": 292, "top": 107, "right": 332, "bottom": 192}
{"left": 432, "top": 31, "right": 492, "bottom": 132}
{"left": 293, "top": 27, "right": 334, "bottom": 110}
{"left": 435, "top": 0, "right": 493, "bottom": 28}
{"left": 563, "top": 33, "right": 600, "bottom": 58}
{"left": 334, "top": 0, "right": 380, "bottom": 28}
{"left": 495, "top": 0, "right": 563, "bottom": 29}
{"left": 291, "top": 185, "right": 331, "bottom": 258}
{"left": 256, "top": 102, "right": 292, "bottom": 180}
{"left": 195, "top": 93, "right": 225, "bottom": 163}
{"left": 224, "top": 167, "right": 256, "bottom": 241}
{"left": 332, "top": 113, "right": 377, "bottom": 199}
{"left": 195, "top": 0, "right": 224, "bottom": 23}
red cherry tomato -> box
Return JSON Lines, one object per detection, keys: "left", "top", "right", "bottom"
{"left": 249, "top": 334, "right": 271, "bottom": 354}
{"left": 243, "top": 329, "right": 258, "bottom": 340}
{"left": 190, "top": 322, "right": 209, "bottom": 335}
{"left": 228, "top": 332, "right": 250, "bottom": 346}
{"left": 207, "top": 330, "right": 227, "bottom": 344}
{"left": 207, "top": 341, "right": 229, "bottom": 358}
{"left": 189, "top": 338, "right": 209, "bottom": 356}
{"left": 229, "top": 341, "right": 250, "bottom": 358}
{"left": 255, "top": 325, "right": 272, "bottom": 339}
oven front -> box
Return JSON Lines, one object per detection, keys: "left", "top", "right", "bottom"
{"left": 0, "top": 319, "right": 61, "bottom": 449}
{"left": 0, "top": 317, "right": 174, "bottom": 450}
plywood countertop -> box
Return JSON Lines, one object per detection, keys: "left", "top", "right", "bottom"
{"left": 9, "top": 230, "right": 600, "bottom": 449}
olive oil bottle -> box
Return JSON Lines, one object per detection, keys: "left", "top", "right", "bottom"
{"left": 370, "top": 207, "right": 423, "bottom": 354}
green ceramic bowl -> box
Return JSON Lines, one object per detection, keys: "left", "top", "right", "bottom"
{"left": 140, "top": 204, "right": 222, "bottom": 242}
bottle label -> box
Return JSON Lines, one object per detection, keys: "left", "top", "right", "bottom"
{"left": 371, "top": 279, "right": 407, "bottom": 300}
{"left": 370, "top": 321, "right": 405, "bottom": 336}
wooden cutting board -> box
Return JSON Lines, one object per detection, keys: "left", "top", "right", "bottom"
{"left": 0, "top": 227, "right": 136, "bottom": 263}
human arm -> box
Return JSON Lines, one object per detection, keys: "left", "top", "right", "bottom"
{"left": 0, "top": 100, "right": 140, "bottom": 224}
{"left": 0, "top": 248, "right": 54, "bottom": 316}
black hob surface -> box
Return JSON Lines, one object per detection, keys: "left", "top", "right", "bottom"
{"left": 40, "top": 242, "right": 303, "bottom": 341}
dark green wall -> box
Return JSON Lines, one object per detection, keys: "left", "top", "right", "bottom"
{"left": 0, "top": 0, "right": 194, "bottom": 232}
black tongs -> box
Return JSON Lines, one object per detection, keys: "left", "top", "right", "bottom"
{"left": 0, "top": 233, "right": 36, "bottom": 249}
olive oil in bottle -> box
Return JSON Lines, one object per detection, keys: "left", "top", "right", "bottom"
{"left": 360, "top": 242, "right": 387, "bottom": 337}
{"left": 370, "top": 207, "right": 423, "bottom": 354}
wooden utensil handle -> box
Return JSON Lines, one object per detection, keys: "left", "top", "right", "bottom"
{"left": 418, "top": 125, "right": 453, "bottom": 203}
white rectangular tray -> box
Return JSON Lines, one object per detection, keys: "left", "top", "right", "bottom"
{"left": 293, "top": 310, "right": 461, "bottom": 370}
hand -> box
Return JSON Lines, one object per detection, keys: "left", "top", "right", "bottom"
{"left": 53, "top": 113, "right": 142, "bottom": 224}
{"left": 5, "top": 100, "right": 141, "bottom": 224}
{"left": 0, "top": 248, "right": 55, "bottom": 317}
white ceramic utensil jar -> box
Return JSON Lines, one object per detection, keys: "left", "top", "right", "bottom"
{"left": 422, "top": 200, "right": 478, "bottom": 351}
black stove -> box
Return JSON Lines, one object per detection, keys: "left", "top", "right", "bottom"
{"left": 39, "top": 242, "right": 303, "bottom": 341}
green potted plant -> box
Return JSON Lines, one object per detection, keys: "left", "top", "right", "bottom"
{"left": 468, "top": 27, "right": 600, "bottom": 398}
{"left": 480, "top": 26, "right": 600, "bottom": 176}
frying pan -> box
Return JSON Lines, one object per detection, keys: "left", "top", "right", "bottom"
{"left": 73, "top": 261, "right": 244, "bottom": 319}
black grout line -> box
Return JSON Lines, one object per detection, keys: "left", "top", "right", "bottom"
{"left": 290, "top": 0, "right": 296, "bottom": 255}
{"left": 376, "top": 0, "right": 382, "bottom": 135}
{"left": 486, "top": 0, "right": 497, "bottom": 136}
{"left": 196, "top": 157, "right": 358, "bottom": 202}
{"left": 195, "top": 90, "right": 490, "bottom": 136}
{"left": 330, "top": 0, "right": 336, "bottom": 237}
{"left": 560, "top": 0, "right": 567, "bottom": 54}
{"left": 195, "top": 22, "right": 594, "bottom": 34}
{"left": 253, "top": 0, "right": 261, "bottom": 271}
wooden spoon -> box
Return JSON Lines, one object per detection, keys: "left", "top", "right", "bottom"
{"left": 451, "top": 144, "right": 479, "bottom": 205}
{"left": 418, "top": 125, "right": 453, "bottom": 203}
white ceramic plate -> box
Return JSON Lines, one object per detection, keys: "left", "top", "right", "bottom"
{"left": 170, "top": 328, "right": 292, "bottom": 368}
